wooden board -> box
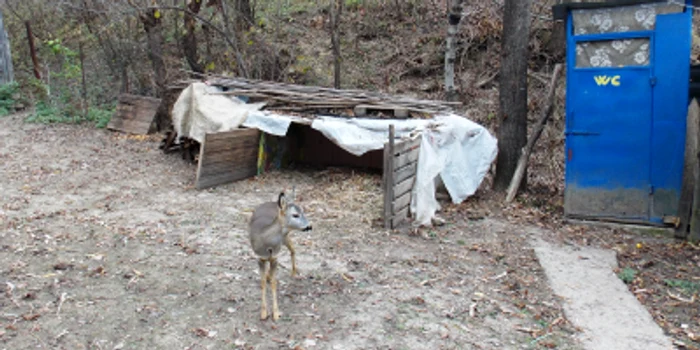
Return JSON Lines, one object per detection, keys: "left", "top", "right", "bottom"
{"left": 383, "top": 125, "right": 396, "bottom": 228}
{"left": 107, "top": 94, "right": 161, "bottom": 134}
{"left": 354, "top": 104, "right": 409, "bottom": 118}
{"left": 383, "top": 130, "right": 421, "bottom": 229}
{"left": 195, "top": 128, "right": 260, "bottom": 189}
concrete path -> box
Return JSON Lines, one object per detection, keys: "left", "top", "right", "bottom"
{"left": 531, "top": 239, "right": 674, "bottom": 350}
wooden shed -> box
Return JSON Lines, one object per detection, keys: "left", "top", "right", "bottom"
{"left": 163, "top": 77, "right": 466, "bottom": 228}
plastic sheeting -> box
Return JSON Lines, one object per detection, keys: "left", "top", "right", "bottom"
{"left": 242, "top": 111, "right": 294, "bottom": 136}
{"left": 172, "top": 82, "right": 265, "bottom": 143}
{"left": 310, "top": 114, "right": 498, "bottom": 226}
{"left": 310, "top": 116, "right": 427, "bottom": 156}
{"left": 410, "top": 115, "right": 498, "bottom": 226}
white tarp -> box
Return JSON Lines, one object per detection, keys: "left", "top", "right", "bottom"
{"left": 310, "top": 116, "right": 427, "bottom": 156}
{"left": 172, "top": 82, "right": 266, "bottom": 143}
{"left": 411, "top": 115, "right": 497, "bottom": 226}
{"left": 242, "top": 111, "right": 293, "bottom": 136}
{"left": 311, "top": 114, "right": 498, "bottom": 226}
{"left": 172, "top": 83, "right": 498, "bottom": 226}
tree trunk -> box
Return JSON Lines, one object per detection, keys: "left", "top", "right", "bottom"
{"left": 183, "top": 0, "right": 204, "bottom": 74}
{"left": 330, "top": 0, "right": 342, "bottom": 89}
{"left": 690, "top": 150, "right": 700, "bottom": 242}
{"left": 444, "top": 0, "right": 461, "bottom": 102}
{"left": 548, "top": 0, "right": 566, "bottom": 61}
{"left": 0, "top": 9, "right": 13, "bottom": 84}
{"left": 25, "top": 21, "right": 40, "bottom": 80}
{"left": 678, "top": 99, "right": 700, "bottom": 237}
{"left": 141, "top": 8, "right": 169, "bottom": 131}
{"left": 494, "top": 0, "right": 532, "bottom": 192}
{"left": 79, "top": 38, "right": 88, "bottom": 117}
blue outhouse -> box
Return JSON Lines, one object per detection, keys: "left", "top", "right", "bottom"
{"left": 553, "top": 0, "right": 694, "bottom": 225}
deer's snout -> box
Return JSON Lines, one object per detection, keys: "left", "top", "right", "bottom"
{"left": 303, "top": 225, "right": 312, "bottom": 232}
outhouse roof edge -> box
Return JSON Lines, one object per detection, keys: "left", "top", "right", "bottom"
{"left": 552, "top": 0, "right": 697, "bottom": 21}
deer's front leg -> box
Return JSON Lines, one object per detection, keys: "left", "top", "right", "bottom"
{"left": 284, "top": 236, "right": 297, "bottom": 277}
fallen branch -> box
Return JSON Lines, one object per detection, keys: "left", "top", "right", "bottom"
{"left": 475, "top": 72, "right": 498, "bottom": 89}
{"left": 527, "top": 70, "right": 550, "bottom": 85}
{"left": 667, "top": 290, "right": 696, "bottom": 303}
{"left": 505, "top": 64, "right": 563, "bottom": 203}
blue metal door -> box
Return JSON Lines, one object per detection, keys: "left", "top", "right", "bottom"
{"left": 565, "top": 32, "right": 654, "bottom": 222}
{"left": 561, "top": 2, "right": 693, "bottom": 225}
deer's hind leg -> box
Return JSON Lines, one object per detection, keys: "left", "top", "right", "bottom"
{"left": 258, "top": 258, "right": 269, "bottom": 320}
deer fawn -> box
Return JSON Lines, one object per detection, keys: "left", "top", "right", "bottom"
{"left": 248, "top": 191, "right": 312, "bottom": 321}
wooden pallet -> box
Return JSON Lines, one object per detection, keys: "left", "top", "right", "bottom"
{"left": 195, "top": 128, "right": 260, "bottom": 189}
{"left": 107, "top": 94, "right": 161, "bottom": 134}
{"left": 383, "top": 125, "right": 421, "bottom": 229}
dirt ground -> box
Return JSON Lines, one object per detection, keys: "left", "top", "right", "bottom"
{"left": 0, "top": 113, "right": 583, "bottom": 349}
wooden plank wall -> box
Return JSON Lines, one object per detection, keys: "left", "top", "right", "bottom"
{"left": 195, "top": 128, "right": 261, "bottom": 189}
{"left": 107, "top": 94, "right": 161, "bottom": 134}
{"left": 383, "top": 125, "right": 421, "bottom": 229}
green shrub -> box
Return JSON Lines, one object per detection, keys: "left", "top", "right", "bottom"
{"left": 618, "top": 267, "right": 637, "bottom": 284}
{"left": 86, "top": 106, "right": 114, "bottom": 129}
{"left": 0, "top": 82, "right": 20, "bottom": 116}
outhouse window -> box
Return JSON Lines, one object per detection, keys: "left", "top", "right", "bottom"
{"left": 575, "top": 38, "right": 650, "bottom": 68}
{"left": 572, "top": 3, "right": 683, "bottom": 34}
{"left": 572, "top": 2, "right": 683, "bottom": 68}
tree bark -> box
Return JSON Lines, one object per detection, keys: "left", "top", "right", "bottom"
{"left": 444, "top": 0, "right": 461, "bottom": 102}
{"left": 494, "top": 0, "right": 532, "bottom": 192}
{"left": 183, "top": 0, "right": 204, "bottom": 74}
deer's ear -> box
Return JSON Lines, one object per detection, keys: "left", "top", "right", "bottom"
{"left": 277, "top": 192, "right": 288, "bottom": 210}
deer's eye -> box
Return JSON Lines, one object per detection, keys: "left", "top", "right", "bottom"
{"left": 292, "top": 214, "right": 300, "bottom": 218}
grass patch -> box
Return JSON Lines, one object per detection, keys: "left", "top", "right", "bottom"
{"left": 664, "top": 279, "right": 700, "bottom": 294}
{"left": 86, "top": 106, "right": 113, "bottom": 128}
{"left": 27, "top": 101, "right": 113, "bottom": 128}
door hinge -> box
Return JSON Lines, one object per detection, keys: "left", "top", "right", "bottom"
{"left": 650, "top": 77, "right": 657, "bottom": 86}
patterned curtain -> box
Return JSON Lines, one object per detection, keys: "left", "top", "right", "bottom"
{"left": 573, "top": 3, "right": 683, "bottom": 68}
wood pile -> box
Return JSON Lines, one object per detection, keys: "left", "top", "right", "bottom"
{"left": 169, "top": 75, "right": 461, "bottom": 119}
